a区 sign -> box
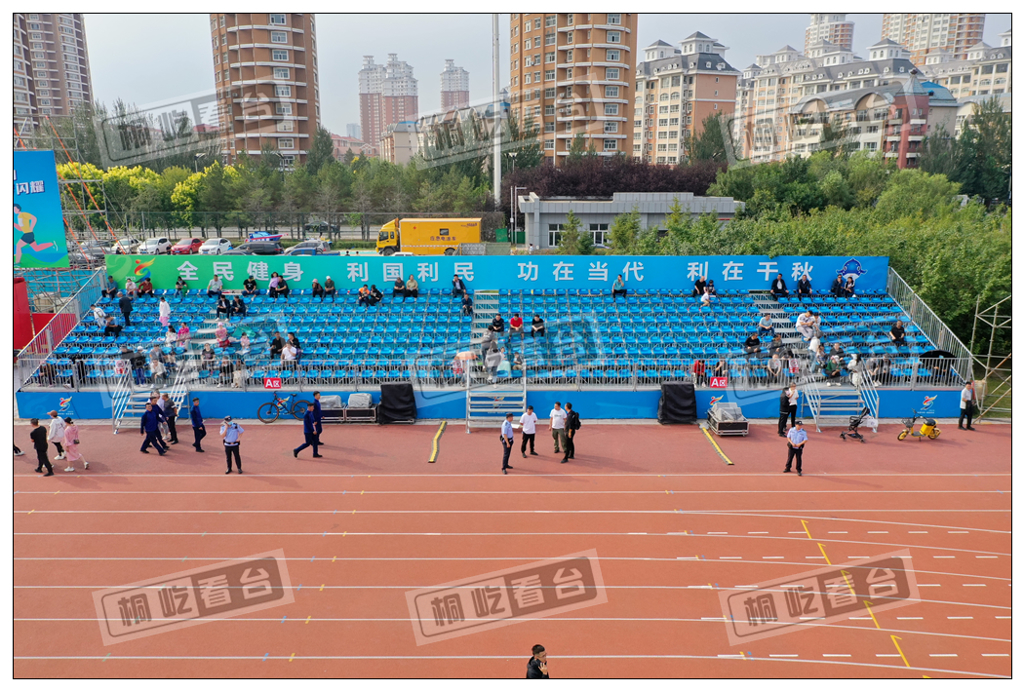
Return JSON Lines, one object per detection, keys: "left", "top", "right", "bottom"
{"left": 263, "top": 377, "right": 282, "bottom": 390}
{"left": 709, "top": 377, "right": 729, "bottom": 389}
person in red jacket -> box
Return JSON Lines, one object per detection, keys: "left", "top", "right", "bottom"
{"left": 509, "top": 313, "right": 524, "bottom": 338}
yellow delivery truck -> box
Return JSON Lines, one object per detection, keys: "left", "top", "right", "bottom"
{"left": 375, "top": 218, "right": 482, "bottom": 256}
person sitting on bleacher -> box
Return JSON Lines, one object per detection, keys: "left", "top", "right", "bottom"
{"left": 691, "top": 275, "right": 707, "bottom": 297}
{"left": 830, "top": 274, "right": 844, "bottom": 297}
{"left": 215, "top": 322, "right": 231, "bottom": 348}
{"left": 324, "top": 276, "right": 336, "bottom": 302}
{"left": 269, "top": 332, "right": 284, "bottom": 358}
{"left": 368, "top": 285, "right": 382, "bottom": 305}
{"left": 452, "top": 274, "right": 466, "bottom": 297}
{"left": 165, "top": 325, "right": 177, "bottom": 347}
{"left": 103, "top": 316, "right": 122, "bottom": 337}
{"left": 796, "top": 309, "right": 816, "bottom": 341}
{"left": 744, "top": 332, "right": 761, "bottom": 355}
{"left": 797, "top": 274, "right": 812, "bottom": 300}
{"left": 93, "top": 305, "right": 107, "bottom": 328}
{"left": 177, "top": 322, "right": 191, "bottom": 347}
{"left": 216, "top": 295, "right": 231, "bottom": 318}
{"left": 824, "top": 354, "right": 844, "bottom": 386}
{"left": 848, "top": 353, "right": 865, "bottom": 388}
{"left": 217, "top": 355, "right": 233, "bottom": 388}
{"left": 691, "top": 358, "right": 707, "bottom": 386}
{"left": 175, "top": 276, "right": 188, "bottom": 298}
{"left": 700, "top": 286, "right": 714, "bottom": 307}
{"left": 125, "top": 278, "right": 138, "bottom": 297}
{"left": 768, "top": 353, "right": 785, "bottom": 382}
{"left": 138, "top": 278, "right": 155, "bottom": 298}
{"left": 231, "top": 295, "right": 247, "bottom": 317}
{"left": 357, "top": 285, "right": 371, "bottom": 307}
{"left": 207, "top": 275, "right": 223, "bottom": 299}
{"left": 242, "top": 275, "right": 258, "bottom": 296}
{"left": 531, "top": 315, "right": 546, "bottom": 339}
{"left": 406, "top": 275, "right": 419, "bottom": 299}
{"left": 813, "top": 344, "right": 828, "bottom": 372}
{"left": 461, "top": 293, "right": 473, "bottom": 316}
{"left": 281, "top": 341, "right": 298, "bottom": 369}
{"left": 311, "top": 278, "right": 326, "bottom": 301}
{"left": 490, "top": 315, "right": 506, "bottom": 334}
{"left": 706, "top": 280, "right": 718, "bottom": 297}
{"left": 268, "top": 273, "right": 283, "bottom": 299}
{"left": 277, "top": 277, "right": 290, "bottom": 299}
{"left": 787, "top": 350, "right": 801, "bottom": 377}
{"left": 287, "top": 333, "right": 302, "bottom": 362}
{"left": 829, "top": 342, "right": 846, "bottom": 360}
{"left": 239, "top": 333, "right": 251, "bottom": 356}
{"left": 757, "top": 314, "right": 775, "bottom": 339}
{"left": 393, "top": 276, "right": 406, "bottom": 298}
{"left": 712, "top": 359, "right": 728, "bottom": 380}
{"left": 769, "top": 273, "right": 789, "bottom": 299}
{"left": 842, "top": 275, "right": 856, "bottom": 298}
{"left": 768, "top": 334, "right": 785, "bottom": 357}
{"left": 509, "top": 313, "right": 524, "bottom": 337}
{"left": 612, "top": 274, "right": 627, "bottom": 298}
{"left": 889, "top": 319, "right": 907, "bottom": 347}
{"left": 102, "top": 275, "right": 118, "bottom": 298}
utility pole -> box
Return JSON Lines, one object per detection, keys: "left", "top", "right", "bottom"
{"left": 492, "top": 13, "right": 502, "bottom": 206}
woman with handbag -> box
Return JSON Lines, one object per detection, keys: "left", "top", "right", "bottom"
{"left": 61, "top": 417, "right": 87, "bottom": 472}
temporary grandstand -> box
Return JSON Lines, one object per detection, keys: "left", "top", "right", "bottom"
{"left": 16, "top": 256, "right": 973, "bottom": 430}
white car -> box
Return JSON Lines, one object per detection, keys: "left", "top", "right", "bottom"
{"left": 139, "top": 237, "right": 172, "bottom": 254}
{"left": 198, "top": 238, "right": 233, "bottom": 255}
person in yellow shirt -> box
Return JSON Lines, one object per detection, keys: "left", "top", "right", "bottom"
{"left": 14, "top": 204, "right": 55, "bottom": 265}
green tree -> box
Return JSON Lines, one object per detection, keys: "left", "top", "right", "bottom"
{"left": 608, "top": 208, "right": 641, "bottom": 253}
{"left": 305, "top": 126, "right": 336, "bottom": 176}
{"left": 873, "top": 168, "right": 960, "bottom": 222}
{"left": 198, "top": 161, "right": 232, "bottom": 233}
{"left": 955, "top": 97, "right": 1011, "bottom": 202}
{"left": 567, "top": 133, "right": 587, "bottom": 163}
{"left": 690, "top": 112, "right": 728, "bottom": 162}
{"left": 556, "top": 210, "right": 593, "bottom": 255}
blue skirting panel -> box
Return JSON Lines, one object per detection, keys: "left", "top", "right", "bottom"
{"left": 17, "top": 388, "right": 963, "bottom": 421}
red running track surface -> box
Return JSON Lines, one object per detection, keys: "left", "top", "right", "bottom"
{"left": 13, "top": 420, "right": 1010, "bottom": 678}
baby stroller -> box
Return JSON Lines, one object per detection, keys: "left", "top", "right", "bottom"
{"left": 840, "top": 407, "right": 877, "bottom": 443}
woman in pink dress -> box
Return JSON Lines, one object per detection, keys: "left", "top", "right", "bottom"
{"left": 61, "top": 417, "right": 87, "bottom": 472}
{"left": 176, "top": 322, "right": 191, "bottom": 347}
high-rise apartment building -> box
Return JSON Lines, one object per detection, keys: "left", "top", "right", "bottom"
{"left": 13, "top": 13, "right": 93, "bottom": 132}
{"left": 804, "top": 14, "right": 854, "bottom": 53}
{"left": 359, "top": 53, "right": 419, "bottom": 153}
{"left": 346, "top": 123, "right": 361, "bottom": 140}
{"left": 922, "top": 31, "right": 1011, "bottom": 100}
{"left": 210, "top": 13, "right": 320, "bottom": 168}
{"left": 509, "top": 13, "right": 637, "bottom": 166}
{"left": 634, "top": 33, "right": 739, "bottom": 165}
{"left": 881, "top": 14, "right": 985, "bottom": 65}
{"left": 440, "top": 59, "right": 470, "bottom": 110}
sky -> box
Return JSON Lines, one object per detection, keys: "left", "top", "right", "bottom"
{"left": 83, "top": 13, "right": 1011, "bottom": 137}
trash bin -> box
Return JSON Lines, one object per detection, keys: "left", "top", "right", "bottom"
{"left": 515, "top": 230, "right": 525, "bottom": 244}
{"left": 495, "top": 228, "right": 509, "bottom": 242}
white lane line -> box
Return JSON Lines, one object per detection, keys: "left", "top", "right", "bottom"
{"left": 963, "top": 584, "right": 987, "bottom": 587}
{"left": 849, "top": 617, "right": 873, "bottom": 621}
{"left": 707, "top": 532, "right": 728, "bottom": 535}
{"left": 717, "top": 654, "right": 744, "bottom": 658}
{"left": 701, "top": 617, "right": 728, "bottom": 621}
{"left": 733, "top": 585, "right": 759, "bottom": 589}
{"left": 876, "top": 654, "right": 902, "bottom": 658}
{"left": 982, "top": 654, "right": 1009, "bottom": 657}
{"left": 828, "top": 531, "right": 848, "bottom": 534}
{"left": 823, "top": 654, "right": 851, "bottom": 658}
{"left": 848, "top": 556, "right": 871, "bottom": 560}
{"left": 788, "top": 531, "right": 806, "bottom": 534}
{"left": 948, "top": 616, "right": 974, "bottom": 620}
{"left": 686, "top": 585, "right": 714, "bottom": 589}
{"left": 918, "top": 584, "right": 941, "bottom": 587}
{"left": 867, "top": 531, "right": 888, "bottom": 534}
{"left": 995, "top": 616, "right": 1011, "bottom": 619}
{"left": 628, "top": 532, "right": 648, "bottom": 535}
{"left": 976, "top": 556, "right": 998, "bottom": 559}
{"left": 948, "top": 530, "right": 970, "bottom": 534}
{"left": 930, "top": 654, "right": 958, "bottom": 657}
{"left": 720, "top": 556, "right": 742, "bottom": 560}
{"left": 770, "top": 654, "right": 798, "bottom": 658}
{"left": 897, "top": 617, "right": 923, "bottom": 620}
{"left": 677, "top": 557, "right": 700, "bottom": 560}
{"left": 763, "top": 556, "right": 785, "bottom": 559}
{"left": 908, "top": 530, "right": 929, "bottom": 534}
{"left": 748, "top": 531, "right": 769, "bottom": 535}
{"left": 806, "top": 556, "right": 825, "bottom": 559}
{"left": 934, "top": 556, "right": 956, "bottom": 559}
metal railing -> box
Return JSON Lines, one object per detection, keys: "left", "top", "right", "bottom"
{"left": 886, "top": 268, "right": 973, "bottom": 366}
{"left": 16, "top": 268, "right": 106, "bottom": 389}
{"left": 110, "top": 369, "right": 133, "bottom": 434}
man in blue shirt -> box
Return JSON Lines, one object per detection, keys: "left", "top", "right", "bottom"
{"left": 500, "top": 412, "right": 515, "bottom": 475}
{"left": 312, "top": 391, "right": 324, "bottom": 444}
{"left": 140, "top": 403, "right": 167, "bottom": 455}
{"left": 220, "top": 416, "right": 245, "bottom": 474}
{"left": 293, "top": 403, "right": 323, "bottom": 459}
{"left": 190, "top": 397, "right": 206, "bottom": 452}
{"left": 784, "top": 421, "right": 808, "bottom": 476}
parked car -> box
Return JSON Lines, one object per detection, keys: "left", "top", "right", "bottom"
{"left": 80, "top": 240, "right": 113, "bottom": 261}
{"left": 236, "top": 241, "right": 284, "bottom": 256}
{"left": 198, "top": 237, "right": 233, "bottom": 255}
{"left": 112, "top": 237, "right": 140, "bottom": 254}
{"left": 283, "top": 239, "right": 331, "bottom": 255}
{"left": 139, "top": 237, "right": 173, "bottom": 255}
{"left": 303, "top": 220, "right": 339, "bottom": 234}
{"left": 171, "top": 237, "right": 204, "bottom": 255}
{"left": 283, "top": 247, "right": 340, "bottom": 256}
{"left": 220, "top": 249, "right": 248, "bottom": 255}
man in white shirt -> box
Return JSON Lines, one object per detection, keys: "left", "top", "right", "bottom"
{"left": 519, "top": 405, "right": 539, "bottom": 458}
{"left": 47, "top": 410, "right": 67, "bottom": 461}
{"left": 281, "top": 343, "right": 298, "bottom": 369}
{"left": 549, "top": 402, "right": 567, "bottom": 454}
{"left": 959, "top": 381, "right": 977, "bottom": 431}
{"left": 796, "top": 310, "right": 815, "bottom": 341}
{"left": 207, "top": 275, "right": 224, "bottom": 298}
{"left": 500, "top": 412, "right": 515, "bottom": 474}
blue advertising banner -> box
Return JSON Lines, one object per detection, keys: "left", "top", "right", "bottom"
{"left": 105, "top": 254, "right": 889, "bottom": 294}
{"left": 14, "top": 150, "right": 69, "bottom": 268}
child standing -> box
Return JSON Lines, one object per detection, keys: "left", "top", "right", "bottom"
{"left": 61, "top": 417, "right": 87, "bottom": 472}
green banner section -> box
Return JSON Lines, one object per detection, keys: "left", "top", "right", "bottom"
{"left": 105, "top": 254, "right": 346, "bottom": 292}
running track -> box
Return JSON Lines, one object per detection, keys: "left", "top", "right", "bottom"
{"left": 14, "top": 420, "right": 1010, "bottom": 678}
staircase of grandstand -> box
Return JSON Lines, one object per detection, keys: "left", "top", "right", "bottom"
{"left": 23, "top": 287, "right": 966, "bottom": 407}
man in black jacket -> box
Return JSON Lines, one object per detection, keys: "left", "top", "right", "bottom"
{"left": 29, "top": 418, "right": 54, "bottom": 476}
{"left": 691, "top": 275, "right": 707, "bottom": 297}
{"left": 140, "top": 403, "right": 167, "bottom": 455}
{"left": 526, "top": 644, "right": 549, "bottom": 678}
{"left": 778, "top": 386, "right": 795, "bottom": 437}
{"left": 563, "top": 403, "right": 580, "bottom": 463}
{"left": 118, "top": 291, "right": 133, "bottom": 327}
{"left": 770, "top": 273, "right": 789, "bottom": 299}
{"left": 452, "top": 274, "right": 466, "bottom": 297}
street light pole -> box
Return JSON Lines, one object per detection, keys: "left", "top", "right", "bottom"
{"left": 508, "top": 152, "right": 518, "bottom": 244}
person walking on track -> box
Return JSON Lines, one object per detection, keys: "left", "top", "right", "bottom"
{"left": 220, "top": 416, "right": 245, "bottom": 474}
{"left": 190, "top": 397, "right": 206, "bottom": 452}
{"left": 526, "top": 644, "right": 550, "bottom": 678}
{"left": 140, "top": 403, "right": 167, "bottom": 456}
{"left": 47, "top": 410, "right": 66, "bottom": 461}
{"left": 61, "top": 417, "right": 87, "bottom": 472}
{"left": 562, "top": 403, "right": 580, "bottom": 463}
{"left": 162, "top": 394, "right": 179, "bottom": 444}
{"left": 313, "top": 391, "right": 324, "bottom": 444}
{"left": 549, "top": 402, "right": 567, "bottom": 454}
{"left": 784, "top": 421, "right": 807, "bottom": 476}
{"left": 519, "top": 405, "right": 539, "bottom": 458}
{"left": 29, "top": 419, "right": 54, "bottom": 476}
{"left": 293, "top": 403, "right": 323, "bottom": 459}
{"left": 500, "top": 412, "right": 515, "bottom": 475}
